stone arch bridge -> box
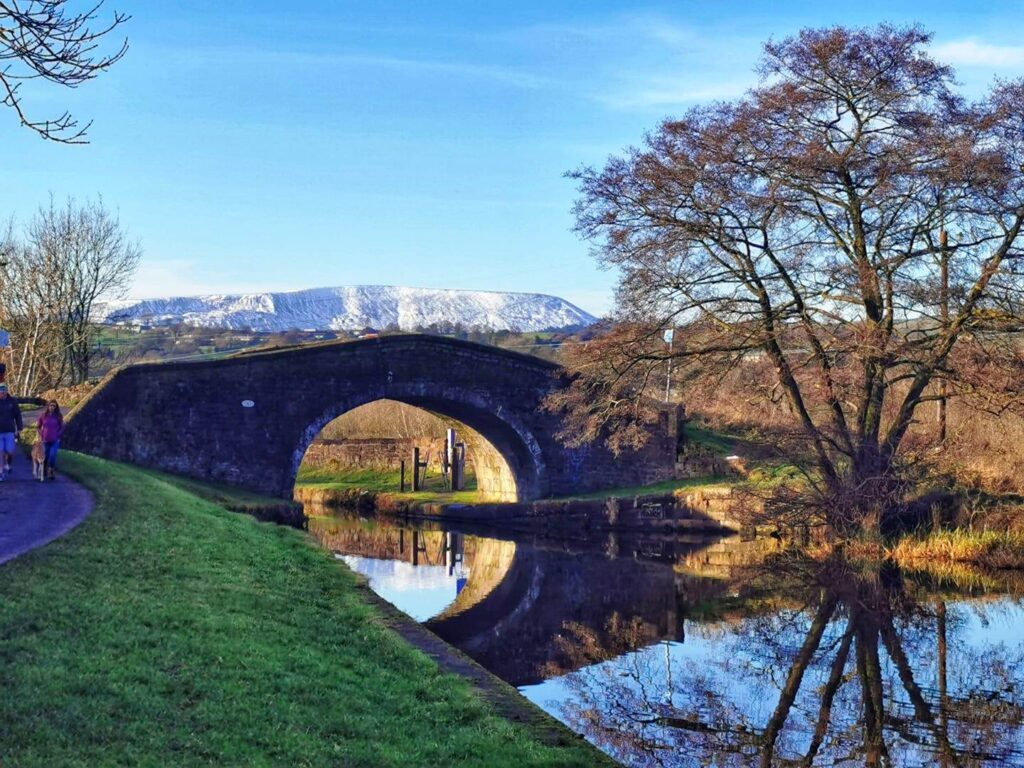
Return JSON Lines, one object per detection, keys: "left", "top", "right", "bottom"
{"left": 64, "top": 335, "right": 680, "bottom": 501}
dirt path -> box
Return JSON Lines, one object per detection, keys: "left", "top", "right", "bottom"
{"left": 0, "top": 448, "right": 94, "bottom": 566}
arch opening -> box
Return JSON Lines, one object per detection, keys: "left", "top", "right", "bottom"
{"left": 293, "top": 397, "right": 537, "bottom": 503}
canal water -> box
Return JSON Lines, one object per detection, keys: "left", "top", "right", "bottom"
{"left": 307, "top": 508, "right": 1024, "bottom": 767}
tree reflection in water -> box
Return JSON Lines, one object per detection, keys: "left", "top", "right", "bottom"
{"left": 541, "top": 553, "right": 1024, "bottom": 767}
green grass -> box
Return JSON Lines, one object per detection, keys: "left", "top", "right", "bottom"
{"left": 683, "top": 423, "right": 740, "bottom": 455}
{"left": 131, "top": 464, "right": 298, "bottom": 515}
{"left": 557, "top": 475, "right": 732, "bottom": 501}
{"left": 296, "top": 466, "right": 481, "bottom": 505}
{"left": 0, "top": 453, "right": 603, "bottom": 767}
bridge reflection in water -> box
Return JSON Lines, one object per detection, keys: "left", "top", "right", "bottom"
{"left": 306, "top": 510, "right": 754, "bottom": 685}
{"left": 305, "top": 509, "right": 1024, "bottom": 767}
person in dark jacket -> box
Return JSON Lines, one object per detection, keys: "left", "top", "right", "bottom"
{"left": 36, "top": 400, "right": 64, "bottom": 480}
{"left": 0, "top": 383, "right": 23, "bottom": 481}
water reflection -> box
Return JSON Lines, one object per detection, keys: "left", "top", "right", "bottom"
{"left": 528, "top": 554, "right": 1024, "bottom": 767}
{"left": 306, "top": 509, "right": 1024, "bottom": 767}
{"left": 311, "top": 518, "right": 479, "bottom": 621}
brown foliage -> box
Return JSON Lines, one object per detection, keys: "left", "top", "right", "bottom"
{"left": 543, "top": 323, "right": 670, "bottom": 454}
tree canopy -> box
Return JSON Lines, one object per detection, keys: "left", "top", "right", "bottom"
{"left": 553, "top": 25, "right": 1024, "bottom": 528}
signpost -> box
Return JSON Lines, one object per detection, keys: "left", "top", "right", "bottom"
{"left": 663, "top": 328, "right": 674, "bottom": 402}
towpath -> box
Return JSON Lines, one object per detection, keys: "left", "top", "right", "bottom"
{"left": 0, "top": 445, "right": 93, "bottom": 566}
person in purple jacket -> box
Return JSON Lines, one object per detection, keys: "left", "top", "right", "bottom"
{"left": 36, "top": 400, "right": 64, "bottom": 480}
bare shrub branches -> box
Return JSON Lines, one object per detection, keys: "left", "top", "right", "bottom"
{"left": 0, "top": 1, "right": 129, "bottom": 142}
{"left": 0, "top": 196, "right": 140, "bottom": 391}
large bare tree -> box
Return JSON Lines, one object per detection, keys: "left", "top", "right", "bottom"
{"left": 1, "top": 0, "right": 128, "bottom": 142}
{"left": 553, "top": 25, "right": 1024, "bottom": 531}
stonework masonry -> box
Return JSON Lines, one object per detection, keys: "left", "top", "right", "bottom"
{"left": 63, "top": 334, "right": 681, "bottom": 501}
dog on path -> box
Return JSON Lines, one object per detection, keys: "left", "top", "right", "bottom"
{"left": 31, "top": 441, "right": 46, "bottom": 482}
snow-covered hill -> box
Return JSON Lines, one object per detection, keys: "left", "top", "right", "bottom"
{"left": 98, "top": 285, "right": 597, "bottom": 333}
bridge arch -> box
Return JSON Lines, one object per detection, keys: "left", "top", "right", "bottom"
{"left": 64, "top": 334, "right": 679, "bottom": 501}
{"left": 294, "top": 385, "right": 546, "bottom": 502}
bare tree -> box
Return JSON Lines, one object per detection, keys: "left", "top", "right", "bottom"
{"left": 553, "top": 25, "right": 1024, "bottom": 532}
{"left": 0, "top": 197, "right": 140, "bottom": 391}
{"left": 28, "top": 196, "right": 140, "bottom": 383}
{"left": 1, "top": 0, "right": 129, "bottom": 142}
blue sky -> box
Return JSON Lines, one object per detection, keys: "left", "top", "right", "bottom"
{"left": 4, "top": 1, "right": 1024, "bottom": 315}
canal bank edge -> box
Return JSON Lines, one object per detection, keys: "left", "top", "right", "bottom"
{"left": 19, "top": 454, "right": 614, "bottom": 765}
{"left": 348, "top": 575, "right": 619, "bottom": 762}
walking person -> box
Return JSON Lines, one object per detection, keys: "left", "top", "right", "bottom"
{"left": 0, "top": 384, "right": 23, "bottom": 481}
{"left": 36, "top": 401, "right": 64, "bottom": 481}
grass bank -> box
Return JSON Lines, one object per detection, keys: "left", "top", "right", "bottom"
{"left": 889, "top": 529, "right": 1024, "bottom": 570}
{"left": 296, "top": 466, "right": 480, "bottom": 505}
{"left": 556, "top": 475, "right": 733, "bottom": 501}
{"left": 0, "top": 453, "right": 606, "bottom": 767}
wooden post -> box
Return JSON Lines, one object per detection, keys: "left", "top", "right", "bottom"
{"left": 445, "top": 428, "right": 456, "bottom": 491}
{"left": 399, "top": 460, "right": 406, "bottom": 492}
{"left": 454, "top": 442, "right": 466, "bottom": 491}
{"left": 411, "top": 448, "right": 427, "bottom": 491}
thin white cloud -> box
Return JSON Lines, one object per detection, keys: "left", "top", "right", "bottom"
{"left": 516, "top": 12, "right": 703, "bottom": 49}
{"left": 599, "top": 79, "right": 750, "bottom": 110}
{"left": 932, "top": 39, "right": 1024, "bottom": 68}
{"left": 158, "top": 43, "right": 551, "bottom": 91}
{"left": 517, "top": 13, "right": 757, "bottom": 111}
{"left": 324, "top": 53, "right": 552, "bottom": 89}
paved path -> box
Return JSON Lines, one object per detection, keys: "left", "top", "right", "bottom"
{"left": 0, "top": 446, "right": 94, "bottom": 567}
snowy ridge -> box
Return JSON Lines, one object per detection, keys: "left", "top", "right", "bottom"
{"left": 98, "top": 285, "right": 597, "bottom": 333}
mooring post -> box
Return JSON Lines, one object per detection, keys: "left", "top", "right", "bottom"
{"left": 445, "top": 428, "right": 456, "bottom": 492}
{"left": 412, "top": 448, "right": 428, "bottom": 491}
{"left": 454, "top": 442, "right": 465, "bottom": 492}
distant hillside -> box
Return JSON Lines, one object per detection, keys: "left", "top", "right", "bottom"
{"left": 98, "top": 285, "right": 597, "bottom": 333}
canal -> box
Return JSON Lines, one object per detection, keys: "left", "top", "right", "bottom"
{"left": 307, "top": 508, "right": 1024, "bottom": 767}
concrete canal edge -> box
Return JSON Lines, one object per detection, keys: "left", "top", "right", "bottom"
{"left": 344, "top": 570, "right": 619, "bottom": 764}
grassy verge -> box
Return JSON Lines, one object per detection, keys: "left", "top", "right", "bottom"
{"left": 556, "top": 475, "right": 733, "bottom": 501}
{"left": 683, "top": 423, "right": 739, "bottom": 454}
{"left": 0, "top": 453, "right": 604, "bottom": 767}
{"left": 889, "top": 529, "right": 1024, "bottom": 570}
{"left": 132, "top": 464, "right": 301, "bottom": 517}
{"left": 296, "top": 466, "right": 481, "bottom": 505}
